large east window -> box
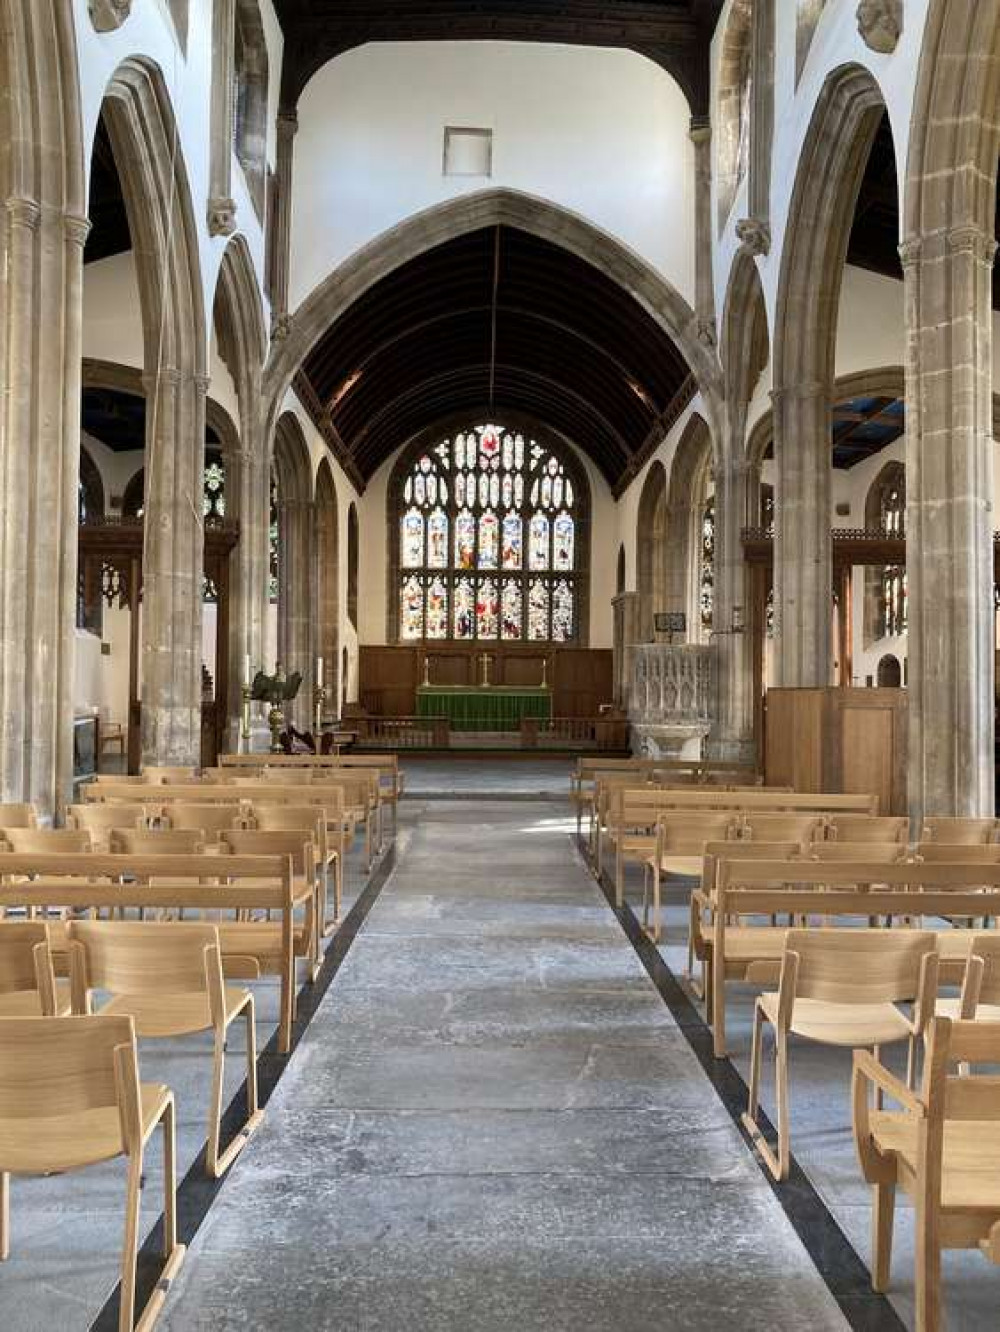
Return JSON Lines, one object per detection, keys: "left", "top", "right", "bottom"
{"left": 395, "top": 423, "right": 583, "bottom": 643}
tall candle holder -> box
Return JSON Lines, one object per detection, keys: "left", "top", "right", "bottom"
{"left": 240, "top": 681, "right": 252, "bottom": 751}
{"left": 268, "top": 662, "right": 286, "bottom": 754}
{"left": 313, "top": 682, "right": 327, "bottom": 737}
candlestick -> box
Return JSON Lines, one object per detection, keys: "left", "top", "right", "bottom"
{"left": 316, "top": 655, "right": 324, "bottom": 688}
{"left": 243, "top": 653, "right": 251, "bottom": 687}
{"left": 240, "top": 682, "right": 252, "bottom": 752}
{"left": 313, "top": 681, "right": 326, "bottom": 737}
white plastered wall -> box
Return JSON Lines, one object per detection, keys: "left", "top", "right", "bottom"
{"left": 289, "top": 41, "right": 696, "bottom": 311}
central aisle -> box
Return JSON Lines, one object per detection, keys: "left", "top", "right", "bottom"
{"left": 161, "top": 799, "right": 850, "bottom": 1331}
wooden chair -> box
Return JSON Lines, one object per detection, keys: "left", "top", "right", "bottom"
{"left": 853, "top": 1016, "right": 1000, "bottom": 1331}
{"left": 67, "top": 803, "right": 149, "bottom": 849}
{"left": 3, "top": 828, "right": 93, "bottom": 854}
{"left": 921, "top": 817, "right": 998, "bottom": 845}
{"left": 826, "top": 815, "right": 908, "bottom": 844}
{"left": 260, "top": 768, "right": 315, "bottom": 784}
{"left": 739, "top": 813, "right": 826, "bottom": 846}
{"left": 160, "top": 803, "right": 247, "bottom": 839}
{"left": 0, "top": 921, "right": 68, "bottom": 1015}
{"left": 641, "top": 812, "right": 740, "bottom": 944}
{"left": 68, "top": 921, "right": 263, "bottom": 1178}
{"left": 0, "top": 1013, "right": 184, "bottom": 1329}
{"left": 248, "top": 805, "right": 341, "bottom": 934}
{"left": 938, "top": 933, "right": 1000, "bottom": 1024}
{"left": 0, "top": 805, "right": 37, "bottom": 831}
{"left": 744, "top": 928, "right": 939, "bottom": 1180}
{"left": 110, "top": 829, "right": 207, "bottom": 856}
{"left": 219, "top": 831, "right": 320, "bottom": 978}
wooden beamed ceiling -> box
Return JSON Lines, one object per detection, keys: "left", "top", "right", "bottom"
{"left": 297, "top": 224, "right": 693, "bottom": 489}
{"left": 272, "top": 0, "right": 724, "bottom": 116}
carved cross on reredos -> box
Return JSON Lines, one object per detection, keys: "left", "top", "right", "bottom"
{"left": 478, "top": 653, "right": 493, "bottom": 687}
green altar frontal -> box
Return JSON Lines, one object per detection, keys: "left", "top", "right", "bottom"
{"left": 416, "top": 685, "right": 552, "bottom": 731}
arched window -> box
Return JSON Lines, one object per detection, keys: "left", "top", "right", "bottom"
{"left": 203, "top": 452, "right": 226, "bottom": 517}
{"left": 347, "top": 504, "right": 359, "bottom": 629}
{"left": 700, "top": 496, "right": 715, "bottom": 634}
{"left": 269, "top": 468, "right": 279, "bottom": 603}
{"left": 865, "top": 461, "right": 906, "bottom": 642}
{"left": 394, "top": 423, "right": 584, "bottom": 644}
{"left": 760, "top": 483, "right": 775, "bottom": 536}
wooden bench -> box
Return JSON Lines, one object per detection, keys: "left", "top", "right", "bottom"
{"left": 0, "top": 852, "right": 307, "bottom": 1052}
{"left": 601, "top": 787, "right": 878, "bottom": 905}
{"left": 704, "top": 856, "right": 1000, "bottom": 1058}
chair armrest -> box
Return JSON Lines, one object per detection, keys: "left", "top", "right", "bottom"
{"left": 853, "top": 1048, "right": 925, "bottom": 1116}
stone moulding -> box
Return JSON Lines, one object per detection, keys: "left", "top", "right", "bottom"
{"left": 89, "top": 0, "right": 132, "bottom": 32}
{"left": 856, "top": 0, "right": 902, "bottom": 54}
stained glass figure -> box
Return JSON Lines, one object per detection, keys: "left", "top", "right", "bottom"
{"left": 700, "top": 496, "right": 715, "bottom": 634}
{"left": 529, "top": 514, "right": 549, "bottom": 570}
{"left": 553, "top": 514, "right": 574, "bottom": 571}
{"left": 453, "top": 577, "right": 474, "bottom": 639}
{"left": 400, "top": 576, "right": 424, "bottom": 639}
{"left": 478, "top": 511, "right": 499, "bottom": 568}
{"left": 476, "top": 578, "right": 498, "bottom": 639}
{"left": 528, "top": 579, "right": 549, "bottom": 640}
{"left": 426, "top": 577, "right": 448, "bottom": 638}
{"left": 427, "top": 508, "right": 448, "bottom": 568}
{"left": 203, "top": 458, "right": 226, "bottom": 518}
{"left": 552, "top": 580, "right": 574, "bottom": 642}
{"left": 402, "top": 509, "right": 424, "bottom": 567}
{"left": 455, "top": 509, "right": 475, "bottom": 569}
{"left": 501, "top": 581, "right": 522, "bottom": 640}
{"left": 502, "top": 514, "right": 522, "bottom": 569}
{"left": 396, "top": 423, "right": 580, "bottom": 642}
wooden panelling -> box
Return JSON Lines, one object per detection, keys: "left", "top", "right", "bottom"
{"left": 764, "top": 687, "right": 907, "bottom": 815}
{"left": 358, "top": 646, "right": 613, "bottom": 719}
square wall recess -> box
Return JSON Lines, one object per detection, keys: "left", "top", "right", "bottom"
{"left": 443, "top": 126, "right": 493, "bottom": 177}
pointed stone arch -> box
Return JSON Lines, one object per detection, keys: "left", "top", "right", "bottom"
{"left": 99, "top": 57, "right": 208, "bottom": 764}
{"left": 214, "top": 235, "right": 268, "bottom": 732}
{"left": 314, "top": 459, "right": 341, "bottom": 718}
{"left": 722, "top": 247, "right": 770, "bottom": 451}
{"left": 772, "top": 63, "right": 888, "bottom": 688}
{"left": 264, "top": 188, "right": 724, "bottom": 446}
{"left": 900, "top": 0, "right": 1000, "bottom": 818}
{"left": 273, "top": 413, "right": 315, "bottom": 724}
{"left": 664, "top": 414, "right": 714, "bottom": 641}
{"left": 0, "top": 0, "right": 87, "bottom": 808}
{"left": 635, "top": 461, "right": 667, "bottom": 645}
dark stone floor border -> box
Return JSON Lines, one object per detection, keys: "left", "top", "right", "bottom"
{"left": 90, "top": 844, "right": 397, "bottom": 1332}
{"left": 584, "top": 839, "right": 907, "bottom": 1332}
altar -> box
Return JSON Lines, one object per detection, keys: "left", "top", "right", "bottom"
{"left": 416, "top": 685, "right": 552, "bottom": 732}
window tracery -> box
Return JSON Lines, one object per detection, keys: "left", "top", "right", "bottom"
{"left": 700, "top": 496, "right": 715, "bottom": 633}
{"left": 395, "top": 423, "right": 581, "bottom": 643}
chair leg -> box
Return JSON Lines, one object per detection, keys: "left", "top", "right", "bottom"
{"left": 872, "top": 1181, "right": 896, "bottom": 1293}
{"left": 747, "top": 1001, "right": 765, "bottom": 1121}
{"left": 207, "top": 1003, "right": 264, "bottom": 1178}
{"left": 653, "top": 866, "right": 662, "bottom": 945}
{"left": 162, "top": 1099, "right": 178, "bottom": 1258}
{"left": 0, "top": 1170, "right": 9, "bottom": 1260}
{"left": 775, "top": 1032, "right": 791, "bottom": 1180}
{"left": 741, "top": 1010, "right": 791, "bottom": 1182}
{"left": 641, "top": 864, "right": 651, "bottom": 934}
{"left": 914, "top": 1189, "right": 942, "bottom": 1332}
{"left": 206, "top": 1030, "right": 225, "bottom": 1176}
{"left": 118, "top": 1152, "right": 143, "bottom": 1332}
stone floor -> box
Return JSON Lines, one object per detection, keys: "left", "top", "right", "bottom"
{"left": 156, "top": 797, "right": 850, "bottom": 1331}
{"left": 400, "top": 756, "right": 574, "bottom": 797}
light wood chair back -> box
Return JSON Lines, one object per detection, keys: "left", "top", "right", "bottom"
{"left": 0, "top": 1010, "right": 137, "bottom": 1123}
{"left": 825, "top": 814, "right": 908, "bottom": 844}
{"left": 67, "top": 804, "right": 149, "bottom": 840}
{"left": 0, "top": 805, "right": 37, "bottom": 830}
{"left": 261, "top": 768, "right": 315, "bottom": 784}
{"left": 740, "top": 813, "right": 825, "bottom": 845}
{"left": 961, "top": 933, "right": 1000, "bottom": 1010}
{"left": 916, "top": 842, "right": 1000, "bottom": 864}
{"left": 3, "top": 828, "right": 92, "bottom": 854}
{"left": 0, "top": 921, "right": 59, "bottom": 1014}
{"left": 807, "top": 842, "right": 908, "bottom": 864}
{"left": 68, "top": 920, "right": 222, "bottom": 1000}
{"left": 219, "top": 829, "right": 315, "bottom": 879}
{"left": 922, "top": 816, "right": 998, "bottom": 844}
{"left": 161, "top": 803, "right": 246, "bottom": 836}
{"left": 92, "top": 774, "right": 146, "bottom": 785}
{"left": 656, "top": 812, "right": 741, "bottom": 855}
{"left": 785, "top": 927, "right": 936, "bottom": 1005}
{"left": 110, "top": 829, "right": 207, "bottom": 856}
{"left": 141, "top": 765, "right": 199, "bottom": 783}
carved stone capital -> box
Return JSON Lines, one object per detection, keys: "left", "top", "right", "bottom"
{"left": 207, "top": 197, "right": 238, "bottom": 237}
{"left": 735, "top": 217, "right": 771, "bottom": 257}
{"left": 900, "top": 227, "right": 998, "bottom": 269}
{"left": 856, "top": 0, "right": 902, "bottom": 54}
{"left": 89, "top": 0, "right": 132, "bottom": 32}
{"left": 696, "top": 317, "right": 717, "bottom": 349}
{"left": 64, "top": 214, "right": 92, "bottom": 248}
{"left": 270, "top": 313, "right": 293, "bottom": 342}
{"left": 6, "top": 198, "right": 41, "bottom": 231}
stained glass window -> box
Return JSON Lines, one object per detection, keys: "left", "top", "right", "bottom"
{"left": 396, "top": 423, "right": 582, "bottom": 642}
{"left": 203, "top": 454, "right": 226, "bottom": 518}
{"left": 869, "top": 465, "right": 907, "bottom": 640}
{"left": 269, "top": 469, "right": 279, "bottom": 603}
{"left": 700, "top": 496, "right": 715, "bottom": 634}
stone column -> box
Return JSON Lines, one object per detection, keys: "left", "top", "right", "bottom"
{"left": 277, "top": 496, "right": 316, "bottom": 729}
{"left": 612, "top": 591, "right": 642, "bottom": 709}
{"left": 226, "top": 427, "right": 271, "bottom": 734}
{"left": 689, "top": 121, "right": 716, "bottom": 347}
{"left": 772, "top": 381, "right": 832, "bottom": 686}
{"left": 902, "top": 226, "right": 997, "bottom": 819}
{"left": 709, "top": 458, "right": 755, "bottom": 761}
{"left": 270, "top": 109, "right": 298, "bottom": 337}
{"left": 140, "top": 368, "right": 207, "bottom": 765}
{"left": 0, "top": 202, "right": 88, "bottom": 814}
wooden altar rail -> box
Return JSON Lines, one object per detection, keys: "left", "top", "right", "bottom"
{"left": 521, "top": 717, "right": 628, "bottom": 751}
{"left": 358, "top": 716, "right": 451, "bottom": 748}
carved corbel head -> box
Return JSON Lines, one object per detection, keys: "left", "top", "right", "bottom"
{"left": 856, "top": 0, "right": 902, "bottom": 54}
